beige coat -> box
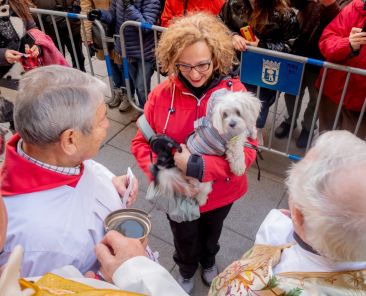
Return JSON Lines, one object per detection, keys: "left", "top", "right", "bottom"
{"left": 80, "top": 0, "right": 112, "bottom": 43}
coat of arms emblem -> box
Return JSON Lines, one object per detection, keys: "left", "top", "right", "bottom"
{"left": 261, "top": 59, "right": 280, "bottom": 85}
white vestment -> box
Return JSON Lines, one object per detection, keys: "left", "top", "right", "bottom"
{"left": 255, "top": 209, "right": 366, "bottom": 274}
{"left": 113, "top": 256, "right": 188, "bottom": 295}
{"left": 0, "top": 160, "right": 123, "bottom": 277}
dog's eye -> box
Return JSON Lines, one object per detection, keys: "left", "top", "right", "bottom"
{"left": 223, "top": 112, "right": 228, "bottom": 118}
{"left": 236, "top": 109, "right": 241, "bottom": 116}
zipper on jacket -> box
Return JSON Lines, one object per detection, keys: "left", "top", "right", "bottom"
{"left": 182, "top": 91, "right": 206, "bottom": 119}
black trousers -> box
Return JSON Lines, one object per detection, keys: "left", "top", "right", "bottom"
{"left": 168, "top": 203, "right": 233, "bottom": 279}
{"left": 41, "top": 18, "right": 86, "bottom": 72}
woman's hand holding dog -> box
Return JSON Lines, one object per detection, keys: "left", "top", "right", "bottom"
{"left": 174, "top": 144, "right": 191, "bottom": 175}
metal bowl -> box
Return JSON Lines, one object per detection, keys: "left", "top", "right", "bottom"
{"left": 104, "top": 208, "right": 151, "bottom": 242}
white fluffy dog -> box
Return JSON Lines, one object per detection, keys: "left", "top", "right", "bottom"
{"left": 155, "top": 89, "right": 261, "bottom": 206}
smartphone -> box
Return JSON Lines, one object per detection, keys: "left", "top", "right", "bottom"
{"left": 22, "top": 32, "right": 36, "bottom": 48}
{"left": 240, "top": 25, "right": 256, "bottom": 42}
{"left": 362, "top": 21, "right": 366, "bottom": 32}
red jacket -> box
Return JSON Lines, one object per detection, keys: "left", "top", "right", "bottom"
{"left": 161, "top": 0, "right": 224, "bottom": 27}
{"left": 318, "top": 0, "right": 366, "bottom": 111}
{"left": 131, "top": 76, "right": 257, "bottom": 213}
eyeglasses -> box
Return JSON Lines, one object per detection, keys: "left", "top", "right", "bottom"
{"left": 176, "top": 60, "right": 212, "bottom": 73}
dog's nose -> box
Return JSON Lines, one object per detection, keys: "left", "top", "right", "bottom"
{"left": 229, "top": 120, "right": 236, "bottom": 128}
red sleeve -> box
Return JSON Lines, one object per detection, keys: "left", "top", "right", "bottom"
{"left": 160, "top": 0, "right": 173, "bottom": 27}
{"left": 131, "top": 91, "right": 157, "bottom": 181}
{"left": 201, "top": 136, "right": 257, "bottom": 182}
{"left": 318, "top": 3, "right": 354, "bottom": 63}
{"left": 212, "top": 0, "right": 225, "bottom": 14}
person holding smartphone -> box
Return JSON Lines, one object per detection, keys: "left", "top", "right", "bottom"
{"left": 0, "top": 0, "right": 38, "bottom": 77}
{"left": 219, "top": 0, "right": 299, "bottom": 146}
{"left": 317, "top": 0, "right": 366, "bottom": 139}
{"left": 0, "top": 0, "right": 38, "bottom": 130}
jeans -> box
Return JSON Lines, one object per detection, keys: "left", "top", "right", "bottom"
{"left": 128, "top": 58, "right": 154, "bottom": 108}
{"left": 110, "top": 61, "right": 125, "bottom": 89}
{"left": 245, "top": 84, "right": 277, "bottom": 129}
{"left": 42, "top": 18, "right": 85, "bottom": 72}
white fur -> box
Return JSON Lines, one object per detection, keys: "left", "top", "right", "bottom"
{"left": 153, "top": 91, "right": 261, "bottom": 206}
{"left": 212, "top": 91, "right": 261, "bottom": 176}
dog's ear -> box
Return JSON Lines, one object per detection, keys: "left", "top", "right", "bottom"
{"left": 211, "top": 101, "right": 225, "bottom": 134}
{"left": 237, "top": 92, "right": 262, "bottom": 126}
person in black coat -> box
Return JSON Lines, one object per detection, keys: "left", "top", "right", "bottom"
{"left": 220, "top": 0, "right": 299, "bottom": 145}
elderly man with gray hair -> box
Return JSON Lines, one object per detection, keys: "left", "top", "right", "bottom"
{"left": 210, "top": 130, "right": 366, "bottom": 295}
{"left": 0, "top": 65, "right": 140, "bottom": 277}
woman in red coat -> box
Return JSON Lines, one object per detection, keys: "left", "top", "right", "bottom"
{"left": 131, "top": 13, "right": 257, "bottom": 294}
{"left": 318, "top": 0, "right": 366, "bottom": 138}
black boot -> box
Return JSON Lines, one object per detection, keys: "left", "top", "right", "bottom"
{"left": 296, "top": 128, "right": 311, "bottom": 148}
{"left": 275, "top": 121, "right": 296, "bottom": 139}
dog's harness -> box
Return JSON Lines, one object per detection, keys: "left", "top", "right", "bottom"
{"left": 187, "top": 117, "right": 227, "bottom": 156}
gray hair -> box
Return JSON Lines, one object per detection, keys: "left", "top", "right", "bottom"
{"left": 14, "top": 65, "right": 107, "bottom": 145}
{"left": 286, "top": 130, "right": 366, "bottom": 262}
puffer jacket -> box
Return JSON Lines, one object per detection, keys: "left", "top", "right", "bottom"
{"left": 100, "top": 0, "right": 160, "bottom": 61}
{"left": 160, "top": 0, "right": 224, "bottom": 27}
{"left": 131, "top": 76, "right": 257, "bottom": 213}
{"left": 318, "top": 0, "right": 366, "bottom": 111}
{"left": 219, "top": 0, "right": 299, "bottom": 53}
{"left": 80, "top": 0, "right": 112, "bottom": 43}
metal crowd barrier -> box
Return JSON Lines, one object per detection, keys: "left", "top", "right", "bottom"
{"left": 71, "top": 19, "right": 366, "bottom": 160}
{"left": 119, "top": 21, "right": 366, "bottom": 160}
{"left": 119, "top": 21, "right": 165, "bottom": 112}
{"left": 240, "top": 47, "right": 366, "bottom": 160}
{"left": 30, "top": 8, "right": 114, "bottom": 100}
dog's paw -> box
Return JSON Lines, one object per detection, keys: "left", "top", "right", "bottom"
{"left": 230, "top": 162, "right": 246, "bottom": 176}
{"left": 249, "top": 128, "right": 257, "bottom": 139}
{"left": 195, "top": 194, "right": 209, "bottom": 206}
{"left": 194, "top": 182, "right": 212, "bottom": 205}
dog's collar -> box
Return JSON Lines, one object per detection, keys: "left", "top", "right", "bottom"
{"left": 229, "top": 135, "right": 240, "bottom": 143}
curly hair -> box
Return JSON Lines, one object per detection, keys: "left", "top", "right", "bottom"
{"left": 156, "top": 13, "right": 236, "bottom": 76}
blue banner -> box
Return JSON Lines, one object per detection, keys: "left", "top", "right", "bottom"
{"left": 240, "top": 51, "right": 304, "bottom": 96}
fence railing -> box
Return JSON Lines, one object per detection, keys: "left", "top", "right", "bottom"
{"left": 21, "top": 12, "right": 366, "bottom": 161}
{"left": 119, "top": 21, "right": 366, "bottom": 161}
{"left": 240, "top": 47, "right": 366, "bottom": 159}
{"left": 30, "top": 8, "right": 114, "bottom": 99}
{"left": 119, "top": 21, "right": 165, "bottom": 112}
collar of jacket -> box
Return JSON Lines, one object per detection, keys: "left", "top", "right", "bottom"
{"left": 175, "top": 71, "right": 229, "bottom": 98}
{"left": 1, "top": 134, "right": 84, "bottom": 196}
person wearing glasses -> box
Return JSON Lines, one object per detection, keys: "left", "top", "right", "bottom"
{"left": 131, "top": 13, "right": 258, "bottom": 294}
